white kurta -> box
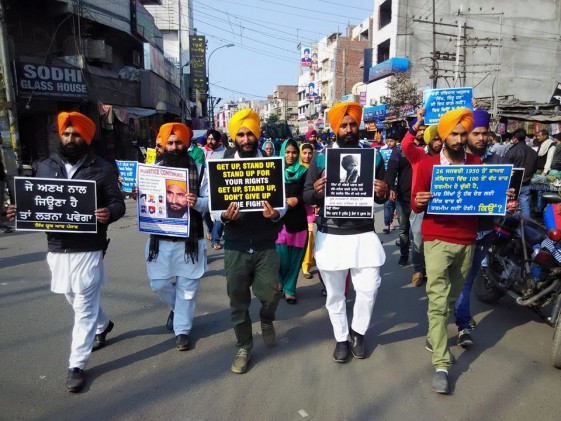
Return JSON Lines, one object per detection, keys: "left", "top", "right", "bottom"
{"left": 48, "top": 251, "right": 107, "bottom": 293}
{"left": 145, "top": 238, "right": 208, "bottom": 280}
{"left": 315, "top": 231, "right": 386, "bottom": 270}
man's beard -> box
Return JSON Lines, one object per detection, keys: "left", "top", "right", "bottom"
{"left": 467, "top": 143, "right": 486, "bottom": 156}
{"left": 161, "top": 148, "right": 190, "bottom": 168}
{"left": 59, "top": 142, "right": 88, "bottom": 164}
{"left": 445, "top": 143, "right": 465, "bottom": 161}
{"left": 235, "top": 141, "right": 258, "bottom": 158}
{"left": 336, "top": 131, "right": 360, "bottom": 148}
{"left": 167, "top": 206, "right": 186, "bottom": 218}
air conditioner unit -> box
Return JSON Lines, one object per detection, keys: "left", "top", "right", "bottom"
{"left": 84, "top": 39, "right": 106, "bottom": 60}
{"left": 132, "top": 50, "right": 142, "bottom": 67}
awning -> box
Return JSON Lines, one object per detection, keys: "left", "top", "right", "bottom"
{"left": 499, "top": 113, "right": 561, "bottom": 122}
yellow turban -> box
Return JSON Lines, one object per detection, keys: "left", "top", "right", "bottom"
{"left": 158, "top": 123, "right": 193, "bottom": 147}
{"left": 57, "top": 112, "right": 96, "bottom": 144}
{"left": 423, "top": 125, "right": 439, "bottom": 143}
{"left": 437, "top": 108, "right": 474, "bottom": 140}
{"left": 228, "top": 109, "right": 261, "bottom": 141}
{"left": 165, "top": 179, "right": 187, "bottom": 193}
{"left": 328, "top": 102, "right": 363, "bottom": 134}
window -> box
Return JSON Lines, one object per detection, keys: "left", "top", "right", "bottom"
{"left": 379, "top": 0, "right": 392, "bottom": 30}
{"left": 377, "top": 39, "right": 390, "bottom": 64}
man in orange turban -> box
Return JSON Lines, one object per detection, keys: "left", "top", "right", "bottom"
{"left": 410, "top": 106, "right": 481, "bottom": 395}
{"left": 158, "top": 122, "right": 193, "bottom": 147}
{"left": 327, "top": 101, "right": 362, "bottom": 139}
{"left": 58, "top": 111, "right": 96, "bottom": 144}
{"left": 57, "top": 111, "right": 97, "bottom": 165}
{"left": 7, "top": 110, "right": 125, "bottom": 392}
{"left": 303, "top": 100, "right": 389, "bottom": 364}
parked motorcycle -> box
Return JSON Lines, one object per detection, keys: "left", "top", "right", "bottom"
{"left": 473, "top": 193, "right": 561, "bottom": 368}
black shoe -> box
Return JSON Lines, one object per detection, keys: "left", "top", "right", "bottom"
{"left": 166, "top": 310, "right": 174, "bottom": 331}
{"left": 285, "top": 296, "right": 297, "bottom": 305}
{"left": 176, "top": 334, "right": 190, "bottom": 351}
{"left": 398, "top": 255, "right": 409, "bottom": 266}
{"left": 425, "top": 339, "right": 455, "bottom": 364}
{"left": 333, "top": 341, "right": 349, "bottom": 363}
{"left": 432, "top": 371, "right": 449, "bottom": 394}
{"left": 66, "top": 368, "right": 86, "bottom": 393}
{"left": 349, "top": 330, "right": 365, "bottom": 359}
{"left": 92, "top": 320, "right": 114, "bottom": 351}
{"left": 320, "top": 288, "right": 327, "bottom": 297}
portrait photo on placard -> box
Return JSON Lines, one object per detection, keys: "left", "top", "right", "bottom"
{"left": 340, "top": 154, "right": 362, "bottom": 183}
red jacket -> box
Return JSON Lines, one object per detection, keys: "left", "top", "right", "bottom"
{"left": 411, "top": 152, "right": 481, "bottom": 245}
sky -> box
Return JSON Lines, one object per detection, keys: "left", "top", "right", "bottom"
{"left": 189, "top": 0, "right": 375, "bottom": 103}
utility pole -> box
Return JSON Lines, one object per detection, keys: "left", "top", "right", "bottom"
{"left": 432, "top": 0, "right": 437, "bottom": 88}
{"left": 0, "top": 0, "right": 21, "bottom": 207}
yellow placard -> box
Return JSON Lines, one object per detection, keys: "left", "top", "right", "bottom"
{"left": 145, "top": 148, "right": 156, "bottom": 164}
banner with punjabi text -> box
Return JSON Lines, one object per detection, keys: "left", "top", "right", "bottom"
{"left": 428, "top": 164, "right": 513, "bottom": 215}
{"left": 207, "top": 157, "right": 285, "bottom": 212}
{"left": 423, "top": 87, "right": 473, "bottom": 125}
{"left": 14, "top": 177, "right": 97, "bottom": 233}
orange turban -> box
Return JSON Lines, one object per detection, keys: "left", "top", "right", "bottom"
{"left": 228, "top": 109, "right": 261, "bottom": 141}
{"left": 437, "top": 108, "right": 474, "bottom": 140}
{"left": 165, "top": 179, "right": 187, "bottom": 193}
{"left": 57, "top": 112, "right": 96, "bottom": 144}
{"left": 328, "top": 102, "right": 362, "bottom": 134}
{"left": 158, "top": 123, "right": 193, "bottom": 147}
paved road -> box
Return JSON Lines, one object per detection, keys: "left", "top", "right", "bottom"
{"left": 1, "top": 200, "right": 560, "bottom": 420}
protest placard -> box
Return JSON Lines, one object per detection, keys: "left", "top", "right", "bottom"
{"left": 115, "top": 160, "right": 137, "bottom": 193}
{"left": 324, "top": 148, "right": 376, "bottom": 218}
{"left": 14, "top": 177, "right": 97, "bottom": 233}
{"left": 207, "top": 157, "right": 285, "bottom": 212}
{"left": 136, "top": 163, "right": 189, "bottom": 237}
{"left": 423, "top": 87, "right": 473, "bottom": 125}
{"left": 428, "top": 164, "right": 513, "bottom": 215}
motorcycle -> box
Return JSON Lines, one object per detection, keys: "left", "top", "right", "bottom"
{"left": 473, "top": 193, "right": 561, "bottom": 368}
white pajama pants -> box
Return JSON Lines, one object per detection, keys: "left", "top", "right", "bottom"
{"left": 150, "top": 276, "right": 200, "bottom": 336}
{"left": 64, "top": 284, "right": 109, "bottom": 369}
{"left": 320, "top": 267, "right": 381, "bottom": 342}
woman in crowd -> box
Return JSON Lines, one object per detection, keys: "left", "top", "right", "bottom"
{"left": 299, "top": 143, "right": 316, "bottom": 280}
{"left": 276, "top": 139, "right": 308, "bottom": 304}
{"left": 262, "top": 140, "right": 276, "bottom": 157}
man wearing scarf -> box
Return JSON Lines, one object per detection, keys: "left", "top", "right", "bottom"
{"left": 303, "top": 101, "right": 389, "bottom": 364}
{"left": 144, "top": 123, "right": 208, "bottom": 354}
{"left": 411, "top": 107, "right": 480, "bottom": 394}
{"left": 7, "top": 111, "right": 125, "bottom": 393}
{"left": 215, "top": 109, "right": 287, "bottom": 374}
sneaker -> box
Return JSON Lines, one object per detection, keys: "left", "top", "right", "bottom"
{"left": 432, "top": 371, "right": 449, "bottom": 394}
{"left": 383, "top": 225, "right": 391, "bottom": 234}
{"left": 66, "top": 368, "right": 86, "bottom": 393}
{"left": 261, "top": 321, "right": 276, "bottom": 347}
{"left": 303, "top": 271, "right": 313, "bottom": 279}
{"left": 390, "top": 223, "right": 397, "bottom": 231}
{"left": 457, "top": 329, "right": 473, "bottom": 348}
{"left": 231, "top": 348, "right": 251, "bottom": 374}
{"left": 398, "top": 255, "right": 408, "bottom": 266}
{"left": 412, "top": 271, "right": 424, "bottom": 287}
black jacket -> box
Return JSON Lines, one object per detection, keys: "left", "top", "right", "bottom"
{"left": 385, "top": 147, "right": 412, "bottom": 203}
{"left": 282, "top": 174, "right": 308, "bottom": 233}
{"left": 33, "top": 152, "right": 126, "bottom": 252}
{"left": 504, "top": 141, "right": 537, "bottom": 185}
{"left": 303, "top": 144, "right": 386, "bottom": 235}
{"left": 220, "top": 148, "right": 283, "bottom": 251}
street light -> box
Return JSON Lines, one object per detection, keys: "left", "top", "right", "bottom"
{"left": 207, "top": 43, "right": 234, "bottom": 128}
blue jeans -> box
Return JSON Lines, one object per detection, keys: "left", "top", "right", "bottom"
{"left": 410, "top": 210, "right": 425, "bottom": 273}
{"left": 384, "top": 199, "right": 396, "bottom": 226}
{"left": 454, "top": 231, "right": 493, "bottom": 331}
{"left": 203, "top": 212, "right": 224, "bottom": 244}
{"left": 518, "top": 185, "right": 531, "bottom": 220}
{"left": 395, "top": 198, "right": 411, "bottom": 258}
